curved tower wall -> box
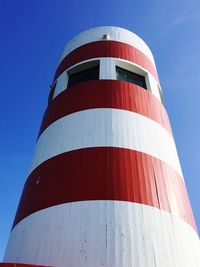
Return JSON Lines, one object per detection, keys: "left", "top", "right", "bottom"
{"left": 2, "top": 26, "right": 200, "bottom": 267}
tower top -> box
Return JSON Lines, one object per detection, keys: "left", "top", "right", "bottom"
{"left": 60, "top": 26, "right": 155, "bottom": 66}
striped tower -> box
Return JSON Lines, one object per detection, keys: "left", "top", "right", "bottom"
{"left": 2, "top": 26, "right": 200, "bottom": 267}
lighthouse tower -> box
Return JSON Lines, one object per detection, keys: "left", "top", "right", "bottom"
{"left": 2, "top": 26, "right": 200, "bottom": 267}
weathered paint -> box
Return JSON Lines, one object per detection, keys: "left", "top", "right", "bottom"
{"left": 2, "top": 26, "right": 200, "bottom": 267}
{"left": 5, "top": 202, "right": 200, "bottom": 267}
{"left": 13, "top": 148, "right": 195, "bottom": 230}
{"left": 39, "top": 80, "right": 172, "bottom": 136}
{"left": 30, "top": 108, "right": 182, "bottom": 176}
{"left": 59, "top": 26, "right": 156, "bottom": 65}
{"left": 54, "top": 40, "right": 159, "bottom": 82}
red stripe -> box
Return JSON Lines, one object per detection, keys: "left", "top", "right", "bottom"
{"left": 39, "top": 80, "right": 171, "bottom": 137}
{"left": 53, "top": 41, "right": 159, "bottom": 83}
{"left": 13, "top": 148, "right": 196, "bottom": 231}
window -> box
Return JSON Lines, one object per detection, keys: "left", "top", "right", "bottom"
{"left": 48, "top": 81, "right": 57, "bottom": 103}
{"left": 67, "top": 65, "right": 99, "bottom": 89}
{"left": 116, "top": 66, "right": 147, "bottom": 89}
{"left": 158, "top": 85, "right": 164, "bottom": 104}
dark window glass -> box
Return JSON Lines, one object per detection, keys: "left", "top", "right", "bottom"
{"left": 67, "top": 65, "right": 99, "bottom": 88}
{"left": 158, "top": 86, "right": 164, "bottom": 104}
{"left": 116, "top": 66, "right": 147, "bottom": 89}
{"left": 48, "top": 82, "right": 57, "bottom": 103}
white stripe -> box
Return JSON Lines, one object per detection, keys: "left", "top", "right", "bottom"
{"left": 30, "top": 108, "right": 182, "bottom": 176}
{"left": 4, "top": 201, "right": 200, "bottom": 267}
{"left": 59, "top": 26, "right": 156, "bottom": 67}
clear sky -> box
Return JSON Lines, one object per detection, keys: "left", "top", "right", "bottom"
{"left": 0, "top": 0, "right": 200, "bottom": 260}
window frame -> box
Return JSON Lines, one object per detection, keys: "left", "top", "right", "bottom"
{"left": 67, "top": 60, "right": 100, "bottom": 89}
{"left": 49, "top": 58, "right": 163, "bottom": 104}
{"left": 116, "top": 65, "right": 147, "bottom": 90}
{"left": 48, "top": 81, "right": 57, "bottom": 103}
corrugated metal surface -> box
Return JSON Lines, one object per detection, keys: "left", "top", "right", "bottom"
{"left": 13, "top": 147, "right": 195, "bottom": 230}
{"left": 54, "top": 40, "right": 159, "bottom": 82}
{"left": 5, "top": 202, "right": 200, "bottom": 267}
{"left": 30, "top": 108, "right": 182, "bottom": 176}
{"left": 53, "top": 58, "right": 161, "bottom": 103}
{"left": 2, "top": 26, "right": 200, "bottom": 267}
{"left": 59, "top": 26, "right": 155, "bottom": 65}
{"left": 40, "top": 80, "right": 171, "bottom": 136}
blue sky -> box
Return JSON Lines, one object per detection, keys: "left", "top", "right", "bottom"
{"left": 0, "top": 0, "right": 200, "bottom": 259}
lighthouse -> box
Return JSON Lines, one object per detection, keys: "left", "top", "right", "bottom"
{"left": 2, "top": 26, "right": 200, "bottom": 267}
